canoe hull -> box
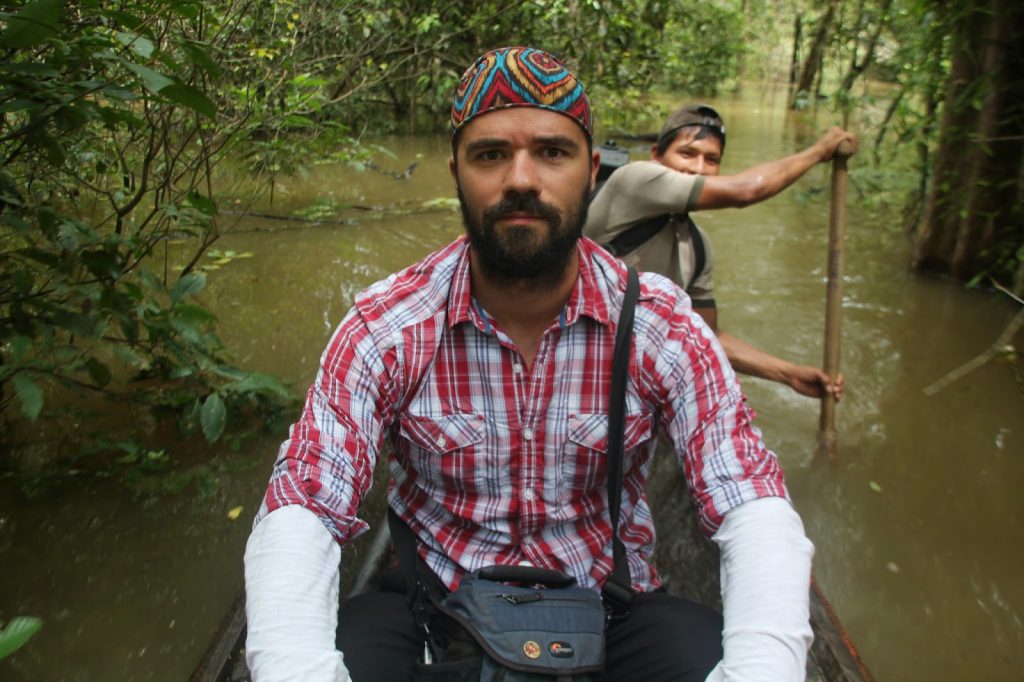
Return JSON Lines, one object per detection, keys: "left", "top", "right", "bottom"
{"left": 194, "top": 447, "right": 873, "bottom": 681}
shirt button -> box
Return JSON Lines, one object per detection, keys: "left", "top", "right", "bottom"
{"left": 523, "top": 489, "right": 536, "bottom": 501}
{"left": 523, "top": 533, "right": 533, "bottom": 544}
{"left": 522, "top": 428, "right": 533, "bottom": 441}
{"left": 436, "top": 436, "right": 447, "bottom": 448}
{"left": 513, "top": 363, "right": 523, "bottom": 374}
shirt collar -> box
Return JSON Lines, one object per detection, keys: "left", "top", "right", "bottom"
{"left": 446, "top": 237, "right": 615, "bottom": 333}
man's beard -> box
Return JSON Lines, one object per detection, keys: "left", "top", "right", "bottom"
{"left": 458, "top": 185, "right": 590, "bottom": 287}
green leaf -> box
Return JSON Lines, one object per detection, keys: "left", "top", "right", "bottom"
{"left": 200, "top": 393, "right": 226, "bottom": 443}
{"left": 0, "top": 63, "right": 59, "bottom": 77}
{"left": 105, "top": 9, "right": 144, "bottom": 30}
{"left": 0, "top": 616, "right": 43, "bottom": 660}
{"left": 137, "top": 269, "right": 165, "bottom": 292}
{"left": 84, "top": 358, "right": 112, "bottom": 387}
{"left": 170, "top": 271, "right": 206, "bottom": 302}
{"left": 171, "top": 1, "right": 201, "bottom": 19}
{"left": 18, "top": 247, "right": 60, "bottom": 268}
{"left": 169, "top": 303, "right": 216, "bottom": 345}
{"left": 170, "top": 317, "right": 202, "bottom": 345}
{"left": 172, "top": 303, "right": 216, "bottom": 327}
{"left": 1, "top": 0, "right": 62, "bottom": 48}
{"left": 224, "top": 371, "right": 294, "bottom": 401}
{"left": 42, "top": 137, "right": 66, "bottom": 166}
{"left": 113, "top": 31, "right": 155, "bottom": 59}
{"left": 122, "top": 61, "right": 175, "bottom": 94}
{"left": 102, "top": 86, "right": 137, "bottom": 102}
{"left": 211, "top": 364, "right": 247, "bottom": 381}
{"left": 0, "top": 171, "right": 24, "bottom": 205}
{"left": 81, "top": 249, "right": 123, "bottom": 280}
{"left": 9, "top": 335, "right": 33, "bottom": 362}
{"left": 112, "top": 344, "right": 146, "bottom": 368}
{"left": 117, "top": 314, "right": 140, "bottom": 345}
{"left": 11, "top": 374, "right": 44, "bottom": 420}
{"left": 181, "top": 40, "right": 221, "bottom": 77}
{"left": 186, "top": 192, "right": 217, "bottom": 216}
{"left": 160, "top": 82, "right": 217, "bottom": 120}
{"left": 0, "top": 95, "right": 42, "bottom": 113}
{"left": 52, "top": 309, "right": 96, "bottom": 337}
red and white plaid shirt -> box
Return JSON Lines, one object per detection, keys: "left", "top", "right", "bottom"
{"left": 258, "top": 236, "right": 787, "bottom": 592}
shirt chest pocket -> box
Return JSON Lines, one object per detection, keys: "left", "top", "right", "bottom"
{"left": 398, "top": 412, "right": 492, "bottom": 492}
{"left": 561, "top": 411, "right": 655, "bottom": 492}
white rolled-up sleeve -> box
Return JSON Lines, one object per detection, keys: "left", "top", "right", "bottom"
{"left": 705, "top": 496, "right": 815, "bottom": 681}
{"left": 244, "top": 505, "right": 349, "bottom": 682}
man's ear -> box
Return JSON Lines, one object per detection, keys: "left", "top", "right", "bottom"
{"left": 649, "top": 143, "right": 660, "bottom": 161}
{"left": 589, "top": 149, "right": 600, "bottom": 192}
{"left": 449, "top": 156, "right": 457, "bottom": 181}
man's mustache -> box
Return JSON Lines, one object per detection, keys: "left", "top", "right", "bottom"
{"left": 482, "top": 193, "right": 561, "bottom": 226}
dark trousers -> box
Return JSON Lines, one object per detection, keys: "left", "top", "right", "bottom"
{"left": 337, "top": 588, "right": 723, "bottom": 681}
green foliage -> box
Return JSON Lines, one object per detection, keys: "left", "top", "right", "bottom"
{"left": 656, "top": 3, "right": 746, "bottom": 95}
{"left": 0, "top": 0, "right": 296, "bottom": 478}
{"left": 199, "top": 0, "right": 751, "bottom": 139}
{"left": 0, "top": 616, "right": 42, "bottom": 660}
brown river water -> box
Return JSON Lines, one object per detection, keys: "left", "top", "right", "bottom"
{"left": 2, "top": 87, "right": 1022, "bottom": 680}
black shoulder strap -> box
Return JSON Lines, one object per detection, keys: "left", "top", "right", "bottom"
{"left": 603, "top": 214, "right": 671, "bottom": 258}
{"left": 686, "top": 216, "right": 707, "bottom": 290}
{"left": 601, "top": 266, "right": 639, "bottom": 615}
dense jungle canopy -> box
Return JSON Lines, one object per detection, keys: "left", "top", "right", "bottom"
{"left": 1, "top": 0, "right": 1022, "bottom": 482}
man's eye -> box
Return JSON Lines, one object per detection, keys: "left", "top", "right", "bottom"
{"left": 478, "top": 150, "right": 504, "bottom": 161}
{"left": 541, "top": 147, "right": 567, "bottom": 159}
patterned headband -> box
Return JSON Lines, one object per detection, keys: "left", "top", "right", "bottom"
{"left": 450, "top": 46, "right": 593, "bottom": 141}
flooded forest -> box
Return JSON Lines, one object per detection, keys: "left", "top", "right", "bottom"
{"left": 1, "top": 1, "right": 1022, "bottom": 680}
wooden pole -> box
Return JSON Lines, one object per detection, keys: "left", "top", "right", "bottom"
{"left": 818, "top": 140, "right": 854, "bottom": 458}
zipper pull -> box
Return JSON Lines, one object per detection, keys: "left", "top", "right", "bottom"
{"left": 500, "top": 592, "right": 543, "bottom": 605}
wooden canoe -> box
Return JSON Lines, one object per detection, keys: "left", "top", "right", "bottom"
{"left": 192, "top": 452, "right": 873, "bottom": 682}
{"left": 189, "top": 541, "right": 872, "bottom": 681}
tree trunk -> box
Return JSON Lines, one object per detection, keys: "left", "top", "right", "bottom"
{"left": 952, "top": 0, "right": 1024, "bottom": 279}
{"left": 789, "top": 14, "right": 802, "bottom": 89}
{"left": 840, "top": 0, "right": 893, "bottom": 94}
{"left": 790, "top": 1, "right": 837, "bottom": 108}
{"left": 913, "top": 0, "right": 1024, "bottom": 284}
{"left": 912, "top": 3, "right": 986, "bottom": 271}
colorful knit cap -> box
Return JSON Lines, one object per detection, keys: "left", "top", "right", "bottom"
{"left": 450, "top": 47, "right": 592, "bottom": 141}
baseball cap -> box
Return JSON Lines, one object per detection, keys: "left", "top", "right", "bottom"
{"left": 656, "top": 103, "right": 726, "bottom": 150}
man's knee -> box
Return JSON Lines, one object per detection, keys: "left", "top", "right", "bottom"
{"left": 337, "top": 591, "right": 421, "bottom": 680}
{"left": 605, "top": 592, "right": 723, "bottom": 682}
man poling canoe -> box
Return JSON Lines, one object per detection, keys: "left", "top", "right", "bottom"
{"left": 585, "top": 104, "right": 856, "bottom": 401}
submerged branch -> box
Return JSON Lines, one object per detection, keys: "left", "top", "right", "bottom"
{"left": 923, "top": 282, "right": 1024, "bottom": 396}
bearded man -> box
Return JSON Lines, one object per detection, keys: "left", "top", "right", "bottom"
{"left": 244, "top": 46, "right": 815, "bottom": 682}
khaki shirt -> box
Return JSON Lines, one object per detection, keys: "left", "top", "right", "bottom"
{"left": 584, "top": 162, "right": 715, "bottom": 307}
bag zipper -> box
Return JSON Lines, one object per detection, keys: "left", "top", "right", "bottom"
{"left": 496, "top": 592, "right": 543, "bottom": 605}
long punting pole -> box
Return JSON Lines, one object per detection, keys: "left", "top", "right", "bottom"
{"left": 818, "top": 140, "right": 854, "bottom": 458}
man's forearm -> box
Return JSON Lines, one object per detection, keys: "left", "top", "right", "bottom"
{"left": 717, "top": 331, "right": 838, "bottom": 399}
{"left": 707, "top": 496, "right": 814, "bottom": 681}
{"left": 695, "top": 127, "right": 853, "bottom": 210}
{"left": 717, "top": 331, "right": 791, "bottom": 384}
{"left": 245, "top": 505, "right": 349, "bottom": 682}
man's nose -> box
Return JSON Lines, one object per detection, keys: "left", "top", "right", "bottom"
{"left": 692, "top": 156, "right": 706, "bottom": 175}
{"left": 506, "top": 151, "right": 540, "bottom": 194}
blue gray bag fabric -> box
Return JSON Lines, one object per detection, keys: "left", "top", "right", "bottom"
{"left": 430, "top": 566, "right": 605, "bottom": 680}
